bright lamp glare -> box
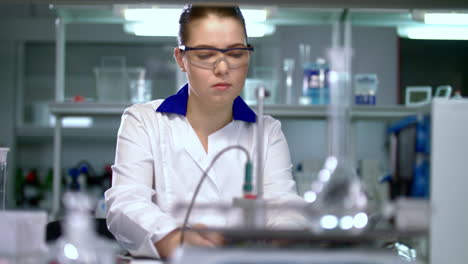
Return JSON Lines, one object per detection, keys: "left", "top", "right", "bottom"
{"left": 425, "top": 13, "right": 468, "bottom": 25}
{"left": 122, "top": 7, "right": 273, "bottom": 37}
{"left": 124, "top": 8, "right": 181, "bottom": 22}
{"left": 406, "top": 27, "right": 468, "bottom": 40}
{"left": 64, "top": 243, "right": 79, "bottom": 260}
{"left": 304, "top": 191, "right": 317, "bottom": 203}
{"left": 339, "top": 215, "right": 354, "bottom": 230}
{"left": 124, "top": 23, "right": 179, "bottom": 37}
{"left": 242, "top": 9, "right": 267, "bottom": 22}
{"left": 353, "top": 212, "right": 368, "bottom": 229}
{"left": 320, "top": 215, "right": 338, "bottom": 230}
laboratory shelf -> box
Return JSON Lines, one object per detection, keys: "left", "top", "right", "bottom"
{"left": 49, "top": 102, "right": 430, "bottom": 121}
{"left": 49, "top": 102, "right": 131, "bottom": 116}
{"left": 16, "top": 125, "right": 118, "bottom": 141}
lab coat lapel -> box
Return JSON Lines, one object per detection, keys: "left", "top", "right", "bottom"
{"left": 181, "top": 120, "right": 218, "bottom": 189}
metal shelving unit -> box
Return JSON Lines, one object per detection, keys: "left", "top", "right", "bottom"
{"left": 49, "top": 101, "right": 429, "bottom": 120}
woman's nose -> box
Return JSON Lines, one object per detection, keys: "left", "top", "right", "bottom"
{"left": 213, "top": 57, "right": 229, "bottom": 76}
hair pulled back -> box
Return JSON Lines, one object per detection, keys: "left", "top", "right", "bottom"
{"left": 178, "top": 4, "right": 248, "bottom": 45}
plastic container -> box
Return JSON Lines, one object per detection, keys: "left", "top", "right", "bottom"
{"left": 354, "top": 74, "right": 378, "bottom": 105}
{"left": 94, "top": 56, "right": 147, "bottom": 103}
{"left": 0, "top": 148, "right": 9, "bottom": 210}
{"left": 301, "top": 58, "right": 329, "bottom": 105}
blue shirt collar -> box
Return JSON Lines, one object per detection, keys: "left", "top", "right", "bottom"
{"left": 156, "top": 83, "right": 256, "bottom": 123}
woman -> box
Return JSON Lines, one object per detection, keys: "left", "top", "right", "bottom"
{"left": 105, "top": 4, "right": 303, "bottom": 259}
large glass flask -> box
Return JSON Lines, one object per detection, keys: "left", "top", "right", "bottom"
{"left": 305, "top": 15, "right": 369, "bottom": 233}
{"left": 47, "top": 192, "right": 115, "bottom": 264}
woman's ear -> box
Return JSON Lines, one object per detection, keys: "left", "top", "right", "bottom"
{"left": 174, "top": 48, "right": 186, "bottom": 72}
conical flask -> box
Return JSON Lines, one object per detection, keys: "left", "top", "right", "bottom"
{"left": 47, "top": 192, "right": 115, "bottom": 264}
{"left": 305, "top": 47, "right": 369, "bottom": 233}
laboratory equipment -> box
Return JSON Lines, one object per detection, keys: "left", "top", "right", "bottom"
{"left": 243, "top": 79, "right": 276, "bottom": 105}
{"left": 0, "top": 211, "right": 48, "bottom": 263}
{"left": 171, "top": 247, "right": 423, "bottom": 264}
{"left": 430, "top": 98, "right": 468, "bottom": 263}
{"left": 434, "top": 85, "right": 452, "bottom": 98}
{"left": 304, "top": 11, "right": 369, "bottom": 233}
{"left": 47, "top": 192, "right": 116, "bottom": 264}
{"left": 0, "top": 148, "right": 9, "bottom": 210}
{"left": 94, "top": 56, "right": 146, "bottom": 103}
{"left": 386, "top": 115, "right": 430, "bottom": 199}
{"left": 129, "top": 70, "right": 153, "bottom": 104}
{"left": 354, "top": 73, "right": 378, "bottom": 105}
{"left": 405, "top": 86, "right": 432, "bottom": 107}
{"left": 283, "top": 58, "right": 295, "bottom": 105}
{"left": 301, "top": 58, "right": 329, "bottom": 105}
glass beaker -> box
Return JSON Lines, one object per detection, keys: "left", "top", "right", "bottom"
{"left": 0, "top": 148, "right": 10, "bottom": 210}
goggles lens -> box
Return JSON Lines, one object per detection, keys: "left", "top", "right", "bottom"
{"left": 180, "top": 45, "right": 254, "bottom": 70}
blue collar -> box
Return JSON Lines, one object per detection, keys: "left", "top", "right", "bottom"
{"left": 156, "top": 84, "right": 256, "bottom": 123}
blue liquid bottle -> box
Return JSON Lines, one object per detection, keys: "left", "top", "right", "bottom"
{"left": 302, "top": 58, "right": 329, "bottom": 105}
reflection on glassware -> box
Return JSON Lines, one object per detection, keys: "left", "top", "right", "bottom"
{"left": 47, "top": 192, "right": 115, "bottom": 264}
{"left": 130, "top": 78, "right": 153, "bottom": 104}
{"left": 0, "top": 148, "right": 9, "bottom": 210}
{"left": 283, "top": 58, "right": 295, "bottom": 104}
{"left": 305, "top": 46, "right": 369, "bottom": 233}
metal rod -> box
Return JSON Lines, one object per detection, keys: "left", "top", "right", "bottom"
{"left": 256, "top": 85, "right": 267, "bottom": 200}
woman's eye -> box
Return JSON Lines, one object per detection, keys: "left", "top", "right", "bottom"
{"left": 196, "top": 52, "right": 216, "bottom": 60}
{"left": 227, "top": 51, "right": 246, "bottom": 59}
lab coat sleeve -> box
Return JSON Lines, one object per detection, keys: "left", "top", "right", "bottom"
{"left": 105, "top": 105, "right": 178, "bottom": 259}
{"left": 262, "top": 117, "right": 308, "bottom": 229}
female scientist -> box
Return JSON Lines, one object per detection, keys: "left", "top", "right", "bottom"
{"left": 105, "top": 4, "right": 304, "bottom": 259}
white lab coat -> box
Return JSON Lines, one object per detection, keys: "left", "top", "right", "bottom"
{"left": 105, "top": 99, "right": 304, "bottom": 258}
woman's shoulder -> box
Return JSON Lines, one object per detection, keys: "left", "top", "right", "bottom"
{"left": 124, "top": 99, "right": 165, "bottom": 115}
{"left": 261, "top": 114, "right": 281, "bottom": 128}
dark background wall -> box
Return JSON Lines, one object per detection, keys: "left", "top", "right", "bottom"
{"left": 399, "top": 38, "right": 468, "bottom": 103}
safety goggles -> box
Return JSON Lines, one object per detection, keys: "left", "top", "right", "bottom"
{"left": 179, "top": 45, "right": 254, "bottom": 70}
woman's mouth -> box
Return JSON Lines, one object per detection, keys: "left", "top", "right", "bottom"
{"left": 212, "top": 82, "right": 232, "bottom": 91}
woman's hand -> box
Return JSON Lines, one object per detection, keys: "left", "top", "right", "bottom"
{"left": 154, "top": 223, "right": 224, "bottom": 259}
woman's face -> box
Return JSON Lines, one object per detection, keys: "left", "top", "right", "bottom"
{"left": 175, "top": 15, "right": 249, "bottom": 108}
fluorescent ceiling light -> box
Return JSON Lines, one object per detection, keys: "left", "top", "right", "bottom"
{"left": 398, "top": 26, "right": 468, "bottom": 40}
{"left": 124, "top": 8, "right": 181, "bottom": 22}
{"left": 241, "top": 9, "right": 267, "bottom": 22}
{"left": 122, "top": 7, "right": 272, "bottom": 37}
{"left": 424, "top": 13, "right": 468, "bottom": 25}
{"left": 124, "top": 22, "right": 179, "bottom": 37}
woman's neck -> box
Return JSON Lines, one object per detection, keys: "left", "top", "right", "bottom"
{"left": 186, "top": 96, "right": 233, "bottom": 136}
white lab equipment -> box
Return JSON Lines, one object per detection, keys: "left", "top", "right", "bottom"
{"left": 434, "top": 85, "right": 452, "bottom": 98}
{"left": 170, "top": 247, "right": 423, "bottom": 264}
{"left": 0, "top": 211, "right": 48, "bottom": 263}
{"left": 354, "top": 73, "right": 378, "bottom": 105}
{"left": 0, "top": 147, "right": 9, "bottom": 210}
{"left": 405, "top": 86, "right": 432, "bottom": 107}
{"left": 430, "top": 98, "right": 468, "bottom": 263}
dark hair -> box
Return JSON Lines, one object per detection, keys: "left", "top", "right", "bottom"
{"left": 178, "top": 4, "right": 248, "bottom": 45}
